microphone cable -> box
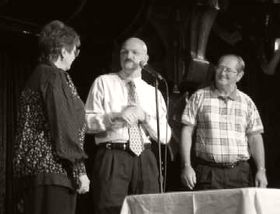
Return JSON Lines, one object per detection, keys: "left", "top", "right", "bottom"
{"left": 161, "top": 77, "right": 170, "bottom": 192}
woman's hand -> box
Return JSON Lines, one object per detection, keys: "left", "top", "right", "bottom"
{"left": 77, "top": 174, "right": 90, "bottom": 194}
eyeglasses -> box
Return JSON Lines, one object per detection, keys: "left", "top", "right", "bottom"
{"left": 215, "top": 65, "right": 238, "bottom": 74}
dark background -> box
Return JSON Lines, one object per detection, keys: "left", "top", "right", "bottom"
{"left": 1, "top": 0, "right": 280, "bottom": 213}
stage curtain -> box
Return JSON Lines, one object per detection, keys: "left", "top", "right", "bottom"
{"left": 0, "top": 48, "right": 34, "bottom": 214}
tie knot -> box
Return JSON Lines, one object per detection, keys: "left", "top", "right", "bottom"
{"left": 127, "top": 81, "right": 136, "bottom": 88}
{"left": 127, "top": 81, "right": 137, "bottom": 104}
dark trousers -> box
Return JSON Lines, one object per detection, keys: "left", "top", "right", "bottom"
{"left": 23, "top": 185, "right": 77, "bottom": 214}
{"left": 194, "top": 161, "right": 254, "bottom": 190}
{"left": 91, "top": 147, "right": 160, "bottom": 214}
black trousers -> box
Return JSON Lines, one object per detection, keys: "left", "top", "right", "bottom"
{"left": 91, "top": 147, "right": 160, "bottom": 214}
{"left": 23, "top": 185, "right": 77, "bottom": 214}
{"left": 194, "top": 161, "right": 254, "bottom": 190}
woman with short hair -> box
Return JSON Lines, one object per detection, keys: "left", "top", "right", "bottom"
{"left": 13, "top": 20, "right": 90, "bottom": 214}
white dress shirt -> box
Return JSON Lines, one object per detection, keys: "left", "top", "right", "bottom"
{"left": 85, "top": 72, "right": 171, "bottom": 145}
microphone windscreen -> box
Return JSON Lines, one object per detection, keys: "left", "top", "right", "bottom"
{"left": 139, "top": 61, "right": 147, "bottom": 68}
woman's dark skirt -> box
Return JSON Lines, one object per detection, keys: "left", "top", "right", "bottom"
{"left": 23, "top": 185, "right": 77, "bottom": 214}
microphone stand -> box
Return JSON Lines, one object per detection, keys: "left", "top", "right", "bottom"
{"left": 142, "top": 63, "right": 169, "bottom": 193}
{"left": 154, "top": 77, "right": 164, "bottom": 193}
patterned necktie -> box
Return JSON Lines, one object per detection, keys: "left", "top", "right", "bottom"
{"left": 127, "top": 81, "right": 144, "bottom": 156}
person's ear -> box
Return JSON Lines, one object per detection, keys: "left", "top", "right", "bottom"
{"left": 60, "top": 47, "right": 69, "bottom": 60}
{"left": 236, "top": 71, "right": 244, "bottom": 82}
{"left": 62, "top": 47, "right": 67, "bottom": 56}
{"left": 143, "top": 54, "right": 149, "bottom": 64}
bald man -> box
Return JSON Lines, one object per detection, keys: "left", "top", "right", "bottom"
{"left": 180, "top": 54, "right": 268, "bottom": 191}
{"left": 85, "top": 37, "right": 171, "bottom": 213}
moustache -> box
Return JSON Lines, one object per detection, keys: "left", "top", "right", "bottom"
{"left": 124, "top": 59, "right": 136, "bottom": 63}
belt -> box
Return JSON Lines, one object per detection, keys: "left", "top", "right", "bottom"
{"left": 98, "top": 142, "right": 151, "bottom": 151}
{"left": 196, "top": 158, "right": 247, "bottom": 169}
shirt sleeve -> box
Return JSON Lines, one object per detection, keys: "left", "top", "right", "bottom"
{"left": 85, "top": 76, "right": 113, "bottom": 134}
{"left": 72, "top": 161, "right": 87, "bottom": 189}
{"left": 181, "top": 91, "right": 201, "bottom": 126}
{"left": 73, "top": 161, "right": 87, "bottom": 178}
{"left": 141, "top": 90, "right": 172, "bottom": 144}
{"left": 246, "top": 98, "right": 264, "bottom": 135}
{"left": 41, "top": 72, "right": 87, "bottom": 163}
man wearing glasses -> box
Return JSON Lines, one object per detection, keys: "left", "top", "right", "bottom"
{"left": 180, "top": 54, "right": 268, "bottom": 190}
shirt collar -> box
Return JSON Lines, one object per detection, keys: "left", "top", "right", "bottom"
{"left": 118, "top": 71, "right": 142, "bottom": 84}
{"left": 210, "top": 84, "right": 238, "bottom": 100}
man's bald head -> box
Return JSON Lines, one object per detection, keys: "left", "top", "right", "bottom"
{"left": 121, "top": 37, "right": 148, "bottom": 54}
{"left": 119, "top": 37, "right": 149, "bottom": 76}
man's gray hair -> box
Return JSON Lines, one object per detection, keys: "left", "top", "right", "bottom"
{"left": 219, "top": 54, "right": 245, "bottom": 72}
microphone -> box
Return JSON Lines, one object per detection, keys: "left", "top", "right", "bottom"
{"left": 140, "top": 61, "right": 164, "bottom": 80}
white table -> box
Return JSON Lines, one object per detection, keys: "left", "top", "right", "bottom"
{"left": 120, "top": 188, "right": 280, "bottom": 214}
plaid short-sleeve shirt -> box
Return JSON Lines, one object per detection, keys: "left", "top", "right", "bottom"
{"left": 181, "top": 85, "right": 264, "bottom": 163}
